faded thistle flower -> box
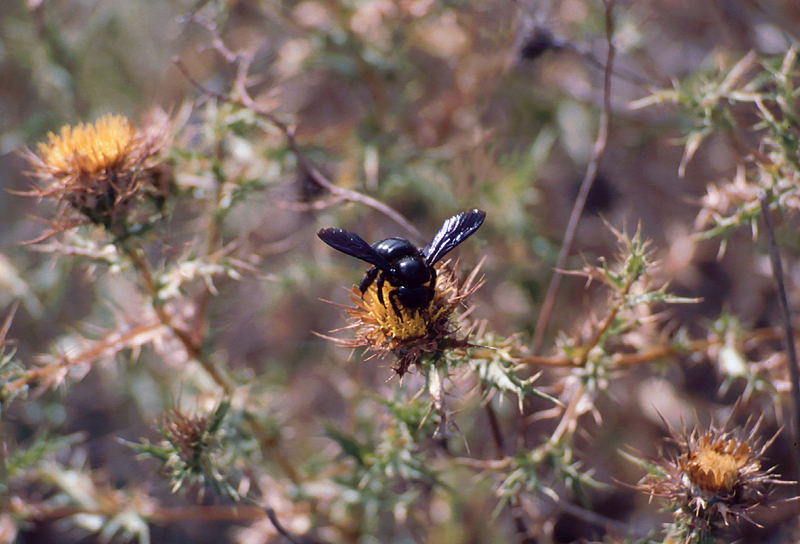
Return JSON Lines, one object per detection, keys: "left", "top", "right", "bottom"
{"left": 634, "top": 417, "right": 791, "bottom": 540}
{"left": 23, "top": 111, "right": 171, "bottom": 232}
{"left": 131, "top": 401, "right": 237, "bottom": 499}
{"left": 327, "top": 260, "right": 482, "bottom": 377}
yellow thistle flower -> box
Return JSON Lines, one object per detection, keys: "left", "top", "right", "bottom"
{"left": 36, "top": 114, "right": 136, "bottom": 177}
{"left": 23, "top": 111, "right": 171, "bottom": 232}
{"left": 360, "top": 275, "right": 453, "bottom": 341}
{"left": 634, "top": 416, "right": 792, "bottom": 538}
{"left": 323, "top": 260, "right": 482, "bottom": 377}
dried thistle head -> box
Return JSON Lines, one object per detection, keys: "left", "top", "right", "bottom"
{"left": 131, "top": 401, "right": 235, "bottom": 498}
{"left": 326, "top": 260, "right": 482, "bottom": 377}
{"left": 23, "top": 110, "right": 172, "bottom": 232}
{"left": 162, "top": 407, "right": 215, "bottom": 475}
{"left": 635, "top": 416, "right": 791, "bottom": 538}
{"left": 678, "top": 432, "right": 754, "bottom": 496}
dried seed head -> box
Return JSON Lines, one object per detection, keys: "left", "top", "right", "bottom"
{"left": 153, "top": 401, "right": 234, "bottom": 498}
{"left": 679, "top": 433, "right": 753, "bottom": 494}
{"left": 635, "top": 417, "right": 793, "bottom": 536}
{"left": 162, "top": 407, "right": 211, "bottom": 470}
{"left": 23, "top": 111, "right": 172, "bottom": 231}
{"left": 324, "top": 260, "right": 482, "bottom": 377}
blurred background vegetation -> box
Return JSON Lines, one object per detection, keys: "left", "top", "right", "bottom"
{"left": 3, "top": 0, "right": 800, "bottom": 542}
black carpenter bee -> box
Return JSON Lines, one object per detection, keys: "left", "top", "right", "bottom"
{"left": 318, "top": 209, "right": 486, "bottom": 316}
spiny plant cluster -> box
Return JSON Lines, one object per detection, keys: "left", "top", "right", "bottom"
{"left": 3, "top": 1, "right": 800, "bottom": 543}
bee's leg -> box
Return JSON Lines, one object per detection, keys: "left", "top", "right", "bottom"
{"left": 424, "top": 267, "right": 437, "bottom": 310}
{"left": 388, "top": 289, "right": 404, "bottom": 321}
{"left": 359, "top": 267, "right": 379, "bottom": 296}
{"left": 375, "top": 272, "right": 387, "bottom": 306}
{"left": 424, "top": 285, "right": 435, "bottom": 309}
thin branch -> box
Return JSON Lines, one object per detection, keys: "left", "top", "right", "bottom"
{"left": 485, "top": 399, "right": 506, "bottom": 458}
{"left": 172, "top": 48, "right": 424, "bottom": 243}
{"left": 537, "top": 490, "right": 645, "bottom": 540}
{"left": 122, "top": 244, "right": 233, "bottom": 393}
{"left": 578, "top": 271, "right": 634, "bottom": 367}
{"left": 4, "top": 320, "right": 165, "bottom": 396}
{"left": 264, "top": 505, "right": 303, "bottom": 544}
{"left": 549, "top": 382, "right": 585, "bottom": 445}
{"left": 15, "top": 488, "right": 325, "bottom": 542}
{"left": 483, "top": 393, "right": 535, "bottom": 542}
{"left": 531, "top": 0, "right": 616, "bottom": 354}
{"left": 191, "top": 133, "right": 229, "bottom": 355}
{"left": 759, "top": 193, "right": 800, "bottom": 482}
{"left": 0, "top": 302, "right": 18, "bottom": 346}
{"left": 452, "top": 456, "right": 513, "bottom": 470}
{"left": 561, "top": 41, "right": 650, "bottom": 89}
{"left": 122, "top": 242, "right": 301, "bottom": 485}
{"left": 16, "top": 504, "right": 266, "bottom": 523}
{"left": 517, "top": 324, "right": 789, "bottom": 368}
{"left": 513, "top": 353, "right": 575, "bottom": 366}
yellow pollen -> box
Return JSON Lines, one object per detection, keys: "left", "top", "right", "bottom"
{"left": 362, "top": 279, "right": 443, "bottom": 341}
{"left": 37, "top": 114, "right": 136, "bottom": 175}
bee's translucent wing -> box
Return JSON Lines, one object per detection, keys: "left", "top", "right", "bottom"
{"left": 423, "top": 209, "right": 486, "bottom": 265}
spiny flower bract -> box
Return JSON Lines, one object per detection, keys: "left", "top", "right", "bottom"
{"left": 634, "top": 416, "right": 792, "bottom": 540}
{"left": 130, "top": 401, "right": 237, "bottom": 500}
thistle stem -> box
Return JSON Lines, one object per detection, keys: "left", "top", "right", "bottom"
{"left": 121, "top": 242, "right": 301, "bottom": 485}
{"left": 531, "top": 0, "right": 616, "bottom": 354}
{"left": 759, "top": 194, "right": 800, "bottom": 483}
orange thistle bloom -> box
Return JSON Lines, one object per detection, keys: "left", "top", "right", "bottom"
{"left": 634, "top": 416, "right": 792, "bottom": 538}
{"left": 324, "top": 260, "right": 483, "bottom": 377}
{"left": 23, "top": 111, "right": 171, "bottom": 232}
{"left": 678, "top": 432, "right": 754, "bottom": 495}
{"left": 35, "top": 114, "right": 136, "bottom": 176}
